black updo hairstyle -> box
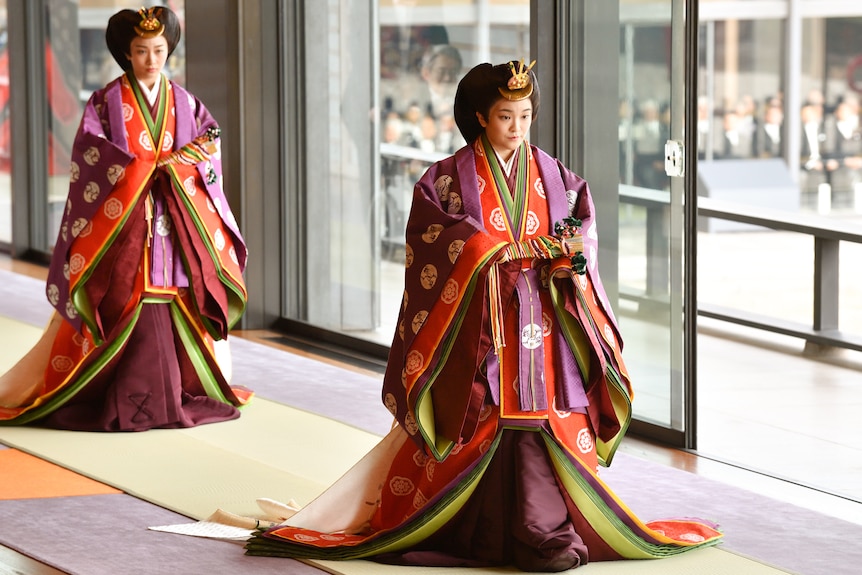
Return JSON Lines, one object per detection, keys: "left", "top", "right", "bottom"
{"left": 105, "top": 6, "right": 181, "bottom": 72}
{"left": 453, "top": 60, "right": 541, "bottom": 143}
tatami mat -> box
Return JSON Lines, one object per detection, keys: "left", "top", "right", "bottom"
{"left": 0, "top": 314, "right": 793, "bottom": 574}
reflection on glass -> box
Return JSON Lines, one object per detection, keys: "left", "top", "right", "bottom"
{"left": 698, "top": 14, "right": 862, "bottom": 325}
{"left": 300, "top": 0, "right": 530, "bottom": 343}
{"left": 45, "top": 0, "right": 84, "bottom": 247}
{"left": 618, "top": 2, "right": 676, "bottom": 427}
{"left": 0, "top": 0, "right": 8, "bottom": 243}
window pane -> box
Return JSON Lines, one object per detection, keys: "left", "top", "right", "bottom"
{"left": 300, "top": 0, "right": 530, "bottom": 344}
{"left": 0, "top": 0, "right": 8, "bottom": 243}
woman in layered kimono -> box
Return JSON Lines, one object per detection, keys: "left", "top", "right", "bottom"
{"left": 244, "top": 61, "right": 721, "bottom": 570}
{"left": 0, "top": 7, "right": 249, "bottom": 431}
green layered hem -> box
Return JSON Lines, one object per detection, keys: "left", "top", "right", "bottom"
{"left": 245, "top": 432, "right": 503, "bottom": 560}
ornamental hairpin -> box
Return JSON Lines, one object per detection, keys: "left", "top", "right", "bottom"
{"left": 134, "top": 6, "right": 165, "bottom": 38}
{"left": 498, "top": 59, "right": 536, "bottom": 101}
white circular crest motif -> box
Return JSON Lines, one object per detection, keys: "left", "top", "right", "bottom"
{"left": 122, "top": 103, "right": 135, "bottom": 122}
{"left": 71, "top": 218, "right": 88, "bottom": 238}
{"left": 419, "top": 264, "right": 437, "bottom": 289}
{"left": 525, "top": 211, "right": 540, "bottom": 235}
{"left": 421, "top": 224, "right": 444, "bottom": 243}
{"left": 413, "top": 490, "right": 428, "bottom": 509}
{"left": 162, "top": 131, "right": 174, "bottom": 151}
{"left": 434, "top": 175, "right": 453, "bottom": 201}
{"left": 440, "top": 278, "right": 459, "bottom": 305}
{"left": 577, "top": 428, "right": 594, "bottom": 453}
{"left": 214, "top": 228, "right": 226, "bottom": 251}
{"left": 489, "top": 207, "right": 507, "bottom": 232}
{"left": 535, "top": 177, "right": 546, "bottom": 199}
{"left": 319, "top": 534, "right": 345, "bottom": 542}
{"left": 447, "top": 240, "right": 464, "bottom": 263}
{"left": 83, "top": 182, "right": 100, "bottom": 203}
{"left": 521, "top": 323, "right": 543, "bottom": 350}
{"left": 83, "top": 147, "right": 100, "bottom": 166}
{"left": 389, "top": 476, "right": 415, "bottom": 496}
{"left": 404, "top": 412, "right": 419, "bottom": 435}
{"left": 183, "top": 176, "right": 197, "bottom": 196}
{"left": 65, "top": 300, "right": 78, "bottom": 319}
{"left": 51, "top": 355, "right": 74, "bottom": 373}
{"left": 78, "top": 222, "right": 93, "bottom": 238}
{"left": 412, "top": 449, "right": 429, "bottom": 467}
{"left": 138, "top": 130, "right": 153, "bottom": 151}
{"left": 679, "top": 533, "right": 706, "bottom": 543}
{"left": 424, "top": 461, "right": 435, "bottom": 482}
{"left": 69, "top": 253, "right": 86, "bottom": 275}
{"left": 156, "top": 214, "right": 172, "bottom": 237}
{"left": 447, "top": 192, "right": 463, "bottom": 214}
{"left": 107, "top": 164, "right": 125, "bottom": 185}
{"left": 411, "top": 310, "right": 428, "bottom": 334}
{"left": 47, "top": 284, "right": 59, "bottom": 306}
{"left": 384, "top": 393, "right": 397, "bottom": 415}
{"left": 552, "top": 396, "right": 572, "bottom": 419}
{"left": 477, "top": 174, "right": 486, "bottom": 194}
{"left": 405, "top": 350, "right": 424, "bottom": 375}
{"left": 292, "top": 534, "right": 319, "bottom": 543}
{"left": 104, "top": 198, "right": 124, "bottom": 220}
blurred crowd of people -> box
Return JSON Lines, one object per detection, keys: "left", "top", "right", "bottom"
{"left": 620, "top": 89, "right": 862, "bottom": 200}
{"left": 381, "top": 43, "right": 466, "bottom": 156}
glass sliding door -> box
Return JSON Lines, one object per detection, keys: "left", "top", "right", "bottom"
{"left": 297, "top": 0, "right": 530, "bottom": 345}
{"left": 0, "top": 0, "right": 9, "bottom": 245}
{"left": 617, "top": 0, "right": 691, "bottom": 443}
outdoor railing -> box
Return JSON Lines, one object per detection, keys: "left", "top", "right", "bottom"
{"left": 620, "top": 184, "right": 862, "bottom": 353}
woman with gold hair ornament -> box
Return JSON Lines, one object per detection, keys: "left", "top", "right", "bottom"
{"left": 0, "top": 7, "right": 250, "bottom": 430}
{"left": 245, "top": 61, "right": 720, "bottom": 571}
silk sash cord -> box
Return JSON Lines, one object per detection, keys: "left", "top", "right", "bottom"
{"left": 516, "top": 269, "right": 547, "bottom": 412}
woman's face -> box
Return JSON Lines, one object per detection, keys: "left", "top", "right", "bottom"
{"left": 476, "top": 97, "right": 533, "bottom": 162}
{"left": 126, "top": 35, "right": 169, "bottom": 88}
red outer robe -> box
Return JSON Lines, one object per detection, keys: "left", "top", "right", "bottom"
{"left": 0, "top": 74, "right": 249, "bottom": 430}
{"left": 245, "top": 140, "right": 722, "bottom": 567}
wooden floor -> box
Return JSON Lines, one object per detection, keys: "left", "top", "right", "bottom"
{"left": 2, "top": 254, "right": 861, "bottom": 573}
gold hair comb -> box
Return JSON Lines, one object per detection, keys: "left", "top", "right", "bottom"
{"left": 499, "top": 59, "right": 536, "bottom": 101}
{"left": 134, "top": 6, "right": 165, "bottom": 38}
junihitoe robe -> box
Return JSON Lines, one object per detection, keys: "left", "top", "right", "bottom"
{"left": 0, "top": 73, "right": 249, "bottom": 431}
{"left": 244, "top": 137, "right": 721, "bottom": 567}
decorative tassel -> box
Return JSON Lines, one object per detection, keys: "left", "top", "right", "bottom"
{"left": 488, "top": 264, "right": 506, "bottom": 354}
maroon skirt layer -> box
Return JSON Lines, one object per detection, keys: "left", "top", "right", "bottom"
{"left": 39, "top": 303, "right": 239, "bottom": 432}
